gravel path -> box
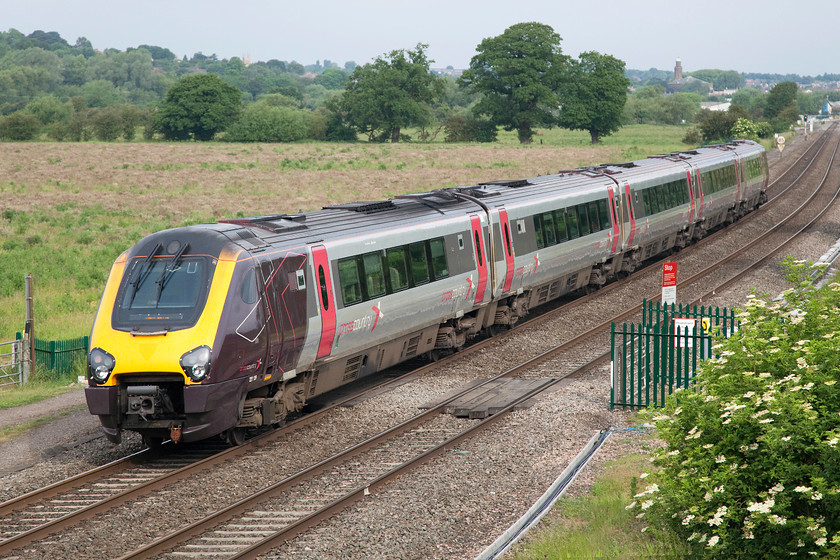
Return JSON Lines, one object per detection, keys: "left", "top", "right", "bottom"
{"left": 0, "top": 126, "right": 831, "bottom": 559}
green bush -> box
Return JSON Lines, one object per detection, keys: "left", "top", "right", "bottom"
{"left": 633, "top": 259, "right": 840, "bottom": 558}
{"left": 0, "top": 111, "right": 42, "bottom": 140}
{"left": 443, "top": 115, "right": 497, "bottom": 142}
{"left": 224, "top": 103, "right": 310, "bottom": 142}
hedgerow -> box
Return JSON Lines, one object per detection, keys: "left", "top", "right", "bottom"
{"left": 632, "top": 259, "right": 840, "bottom": 559}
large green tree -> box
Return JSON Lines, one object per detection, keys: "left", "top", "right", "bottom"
{"left": 459, "top": 22, "right": 566, "bottom": 144}
{"left": 556, "top": 51, "right": 630, "bottom": 144}
{"left": 155, "top": 73, "right": 242, "bottom": 140}
{"left": 335, "top": 43, "right": 444, "bottom": 142}
{"left": 765, "top": 80, "right": 799, "bottom": 119}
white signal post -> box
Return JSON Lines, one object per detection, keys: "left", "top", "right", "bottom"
{"left": 662, "top": 261, "right": 677, "bottom": 305}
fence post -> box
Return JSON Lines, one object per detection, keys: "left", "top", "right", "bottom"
{"left": 610, "top": 323, "right": 615, "bottom": 410}
{"left": 24, "top": 273, "right": 34, "bottom": 384}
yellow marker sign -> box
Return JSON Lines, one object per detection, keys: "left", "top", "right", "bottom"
{"left": 701, "top": 318, "right": 712, "bottom": 335}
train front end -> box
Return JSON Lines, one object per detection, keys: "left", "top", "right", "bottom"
{"left": 85, "top": 226, "right": 259, "bottom": 445}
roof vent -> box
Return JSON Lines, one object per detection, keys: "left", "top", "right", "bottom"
{"left": 322, "top": 200, "right": 397, "bottom": 213}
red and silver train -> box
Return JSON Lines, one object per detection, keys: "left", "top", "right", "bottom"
{"left": 86, "top": 140, "right": 768, "bottom": 445}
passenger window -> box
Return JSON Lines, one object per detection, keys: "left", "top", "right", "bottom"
{"left": 554, "top": 210, "right": 569, "bottom": 242}
{"left": 430, "top": 238, "right": 449, "bottom": 279}
{"left": 567, "top": 210, "right": 580, "bottom": 239}
{"left": 409, "top": 242, "right": 430, "bottom": 286}
{"left": 577, "top": 205, "right": 591, "bottom": 236}
{"left": 385, "top": 247, "right": 409, "bottom": 292}
{"left": 337, "top": 258, "right": 362, "bottom": 306}
{"left": 597, "top": 199, "right": 611, "bottom": 231}
{"left": 587, "top": 201, "right": 601, "bottom": 232}
{"left": 362, "top": 252, "right": 385, "bottom": 298}
{"left": 542, "top": 212, "right": 557, "bottom": 246}
{"left": 534, "top": 215, "right": 545, "bottom": 249}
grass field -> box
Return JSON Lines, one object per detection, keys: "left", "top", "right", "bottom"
{"left": 0, "top": 125, "right": 691, "bottom": 341}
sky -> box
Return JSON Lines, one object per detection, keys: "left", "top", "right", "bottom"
{"left": 4, "top": 0, "right": 838, "bottom": 76}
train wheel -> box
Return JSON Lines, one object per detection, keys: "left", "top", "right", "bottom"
{"left": 224, "top": 428, "right": 247, "bottom": 446}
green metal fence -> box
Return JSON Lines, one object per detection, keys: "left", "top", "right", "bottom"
{"left": 610, "top": 301, "right": 738, "bottom": 409}
{"left": 16, "top": 333, "right": 88, "bottom": 377}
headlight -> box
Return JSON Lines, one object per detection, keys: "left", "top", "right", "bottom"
{"left": 180, "top": 345, "right": 211, "bottom": 382}
{"left": 89, "top": 347, "right": 116, "bottom": 384}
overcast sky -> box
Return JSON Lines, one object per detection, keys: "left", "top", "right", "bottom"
{"left": 5, "top": 0, "right": 837, "bottom": 76}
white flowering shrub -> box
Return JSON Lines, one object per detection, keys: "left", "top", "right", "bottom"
{"left": 633, "top": 260, "right": 840, "bottom": 558}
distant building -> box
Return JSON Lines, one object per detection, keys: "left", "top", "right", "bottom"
{"left": 701, "top": 102, "right": 731, "bottom": 112}
{"left": 667, "top": 58, "right": 712, "bottom": 94}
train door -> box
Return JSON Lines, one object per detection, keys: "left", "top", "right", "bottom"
{"left": 694, "top": 168, "right": 704, "bottom": 219}
{"left": 686, "top": 170, "right": 696, "bottom": 222}
{"left": 469, "top": 215, "right": 488, "bottom": 304}
{"left": 311, "top": 245, "right": 336, "bottom": 360}
{"left": 607, "top": 186, "right": 621, "bottom": 254}
{"left": 257, "top": 256, "right": 282, "bottom": 373}
{"left": 622, "top": 182, "right": 637, "bottom": 248}
{"left": 497, "top": 208, "right": 515, "bottom": 293}
{"left": 276, "top": 254, "right": 309, "bottom": 373}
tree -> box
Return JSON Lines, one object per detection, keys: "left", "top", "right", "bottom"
{"left": 155, "top": 73, "right": 242, "bottom": 140}
{"left": 556, "top": 51, "right": 630, "bottom": 144}
{"left": 314, "top": 68, "right": 349, "bottom": 90}
{"left": 459, "top": 22, "right": 566, "bottom": 144}
{"left": 765, "top": 81, "right": 799, "bottom": 119}
{"left": 335, "top": 43, "right": 444, "bottom": 142}
{"left": 731, "top": 87, "right": 765, "bottom": 119}
{"left": 696, "top": 108, "right": 738, "bottom": 142}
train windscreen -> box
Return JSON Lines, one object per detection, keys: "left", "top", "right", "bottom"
{"left": 112, "top": 255, "right": 215, "bottom": 332}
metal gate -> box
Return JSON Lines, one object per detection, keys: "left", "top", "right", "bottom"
{"left": 610, "top": 301, "right": 738, "bottom": 409}
{"left": 0, "top": 339, "right": 24, "bottom": 388}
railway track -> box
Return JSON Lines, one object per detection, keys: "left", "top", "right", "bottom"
{"left": 1, "top": 126, "right": 837, "bottom": 560}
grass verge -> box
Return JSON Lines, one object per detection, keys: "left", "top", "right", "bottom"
{"left": 0, "top": 379, "right": 82, "bottom": 409}
{"left": 0, "top": 404, "right": 86, "bottom": 444}
{"left": 508, "top": 451, "right": 687, "bottom": 560}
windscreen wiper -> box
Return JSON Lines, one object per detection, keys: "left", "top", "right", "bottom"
{"left": 154, "top": 242, "right": 190, "bottom": 306}
{"left": 127, "top": 242, "right": 161, "bottom": 308}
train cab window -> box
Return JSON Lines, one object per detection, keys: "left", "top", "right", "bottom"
{"left": 554, "top": 210, "right": 569, "bottom": 242}
{"left": 542, "top": 212, "right": 557, "bottom": 246}
{"left": 337, "top": 258, "right": 362, "bottom": 306}
{"left": 385, "top": 247, "right": 409, "bottom": 292}
{"left": 597, "top": 199, "right": 611, "bottom": 231}
{"left": 430, "top": 238, "right": 449, "bottom": 280}
{"left": 576, "top": 205, "right": 591, "bottom": 236}
{"left": 240, "top": 267, "right": 258, "bottom": 305}
{"left": 409, "top": 242, "right": 430, "bottom": 286}
{"left": 362, "top": 252, "right": 385, "bottom": 298}
{"left": 566, "top": 210, "right": 580, "bottom": 239}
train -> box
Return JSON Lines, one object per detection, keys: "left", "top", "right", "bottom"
{"left": 85, "top": 140, "right": 769, "bottom": 446}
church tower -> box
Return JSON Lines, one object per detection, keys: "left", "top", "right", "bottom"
{"left": 674, "top": 58, "right": 683, "bottom": 81}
